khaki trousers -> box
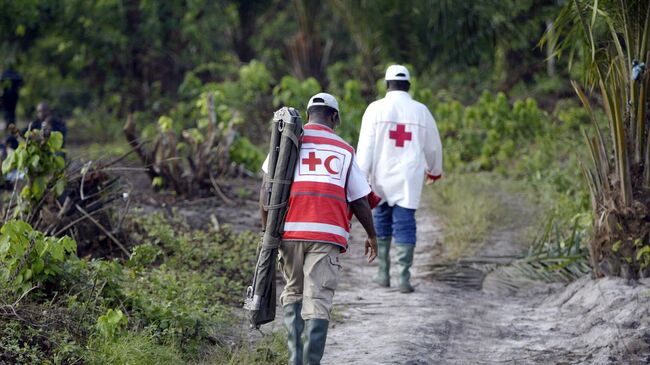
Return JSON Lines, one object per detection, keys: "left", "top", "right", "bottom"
{"left": 279, "top": 241, "right": 342, "bottom": 320}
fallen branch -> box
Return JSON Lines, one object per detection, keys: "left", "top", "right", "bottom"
{"left": 52, "top": 204, "right": 113, "bottom": 237}
{"left": 210, "top": 173, "right": 235, "bottom": 206}
{"left": 123, "top": 114, "right": 158, "bottom": 181}
{"left": 75, "top": 204, "right": 130, "bottom": 257}
{"left": 0, "top": 285, "right": 40, "bottom": 326}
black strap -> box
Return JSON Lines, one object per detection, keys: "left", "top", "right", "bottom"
{"left": 282, "top": 128, "right": 301, "bottom": 148}
{"left": 264, "top": 201, "right": 287, "bottom": 210}
{"left": 262, "top": 235, "right": 282, "bottom": 249}
{"left": 267, "top": 178, "right": 292, "bottom": 184}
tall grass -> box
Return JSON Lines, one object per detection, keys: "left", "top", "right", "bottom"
{"left": 87, "top": 332, "right": 183, "bottom": 365}
{"left": 198, "top": 331, "right": 288, "bottom": 365}
{"left": 428, "top": 173, "right": 503, "bottom": 261}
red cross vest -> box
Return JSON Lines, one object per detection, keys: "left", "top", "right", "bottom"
{"left": 282, "top": 123, "right": 354, "bottom": 251}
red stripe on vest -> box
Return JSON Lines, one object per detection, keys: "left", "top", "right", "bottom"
{"left": 285, "top": 195, "right": 350, "bottom": 228}
{"left": 291, "top": 181, "right": 347, "bottom": 200}
{"left": 304, "top": 124, "right": 330, "bottom": 131}
{"left": 304, "top": 124, "right": 342, "bottom": 135}
{"left": 283, "top": 231, "right": 347, "bottom": 247}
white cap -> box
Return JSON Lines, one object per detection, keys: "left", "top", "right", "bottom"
{"left": 385, "top": 64, "right": 410, "bottom": 81}
{"left": 307, "top": 92, "right": 340, "bottom": 113}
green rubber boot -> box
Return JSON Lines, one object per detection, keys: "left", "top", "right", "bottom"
{"left": 283, "top": 302, "right": 305, "bottom": 365}
{"left": 395, "top": 243, "right": 415, "bottom": 293}
{"left": 303, "top": 319, "right": 329, "bottom": 365}
{"left": 372, "top": 237, "right": 392, "bottom": 287}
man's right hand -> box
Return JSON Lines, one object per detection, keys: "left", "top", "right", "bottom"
{"left": 350, "top": 196, "right": 378, "bottom": 263}
{"left": 364, "top": 236, "right": 377, "bottom": 263}
{"left": 426, "top": 173, "right": 441, "bottom": 185}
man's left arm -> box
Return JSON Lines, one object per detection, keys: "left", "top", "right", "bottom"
{"left": 259, "top": 156, "right": 271, "bottom": 229}
{"left": 423, "top": 108, "right": 443, "bottom": 184}
{"left": 347, "top": 158, "right": 377, "bottom": 262}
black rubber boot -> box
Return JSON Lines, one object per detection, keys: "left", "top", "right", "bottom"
{"left": 303, "top": 318, "right": 329, "bottom": 365}
{"left": 396, "top": 243, "right": 415, "bottom": 293}
{"left": 372, "top": 237, "right": 392, "bottom": 287}
{"left": 283, "top": 302, "right": 305, "bottom": 365}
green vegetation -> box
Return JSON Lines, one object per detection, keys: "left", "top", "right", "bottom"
{"left": 0, "top": 215, "right": 287, "bottom": 364}
{"left": 434, "top": 92, "right": 546, "bottom": 172}
{"left": 547, "top": 0, "right": 650, "bottom": 278}
{"left": 1, "top": 130, "right": 66, "bottom": 217}
{"left": 428, "top": 174, "right": 501, "bottom": 260}
{"left": 2, "top": 0, "right": 572, "bottom": 159}
{"left": 426, "top": 87, "right": 595, "bottom": 264}
{"left": 0, "top": 219, "right": 76, "bottom": 295}
{"left": 1, "top": 0, "right": 564, "bottom": 112}
{"left": 490, "top": 214, "right": 592, "bottom": 287}
{"left": 204, "top": 332, "right": 289, "bottom": 365}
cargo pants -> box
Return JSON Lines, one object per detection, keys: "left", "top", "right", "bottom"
{"left": 279, "top": 241, "right": 342, "bottom": 320}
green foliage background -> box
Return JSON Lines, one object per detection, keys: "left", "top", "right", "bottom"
{"left": 0, "top": 0, "right": 609, "bottom": 363}
{"left": 2, "top": 0, "right": 572, "bottom": 145}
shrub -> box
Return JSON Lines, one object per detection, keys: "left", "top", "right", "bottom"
{"left": 434, "top": 91, "right": 548, "bottom": 171}
{"left": 96, "top": 308, "right": 128, "bottom": 340}
{"left": 0, "top": 212, "right": 266, "bottom": 363}
{"left": 0, "top": 220, "right": 76, "bottom": 295}
{"left": 230, "top": 135, "right": 266, "bottom": 172}
{"left": 272, "top": 76, "right": 322, "bottom": 116}
{"left": 1, "top": 130, "right": 66, "bottom": 217}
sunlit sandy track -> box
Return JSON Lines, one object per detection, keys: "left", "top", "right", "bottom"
{"left": 322, "top": 204, "right": 650, "bottom": 365}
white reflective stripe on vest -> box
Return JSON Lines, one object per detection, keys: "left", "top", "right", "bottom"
{"left": 283, "top": 222, "right": 350, "bottom": 240}
{"left": 304, "top": 128, "right": 347, "bottom": 144}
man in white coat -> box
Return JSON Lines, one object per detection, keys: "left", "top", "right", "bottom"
{"left": 356, "top": 64, "right": 443, "bottom": 293}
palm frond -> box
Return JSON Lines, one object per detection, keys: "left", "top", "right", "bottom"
{"left": 487, "top": 215, "right": 591, "bottom": 289}
{"left": 549, "top": 0, "right": 650, "bottom": 277}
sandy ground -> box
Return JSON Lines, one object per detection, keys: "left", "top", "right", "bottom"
{"left": 320, "top": 204, "right": 650, "bottom": 365}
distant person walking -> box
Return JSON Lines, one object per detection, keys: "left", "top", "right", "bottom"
{"left": 6, "top": 102, "right": 67, "bottom": 151}
{"left": 1, "top": 68, "right": 23, "bottom": 127}
{"left": 356, "top": 65, "right": 443, "bottom": 293}
{"left": 260, "top": 93, "right": 377, "bottom": 364}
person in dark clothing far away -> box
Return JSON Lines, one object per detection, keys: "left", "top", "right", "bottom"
{"left": 1, "top": 68, "right": 23, "bottom": 126}
{"left": 5, "top": 102, "right": 67, "bottom": 151}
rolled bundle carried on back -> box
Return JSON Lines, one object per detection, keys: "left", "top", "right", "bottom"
{"left": 244, "top": 107, "right": 303, "bottom": 328}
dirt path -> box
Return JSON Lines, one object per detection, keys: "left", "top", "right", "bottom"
{"left": 322, "top": 203, "right": 650, "bottom": 364}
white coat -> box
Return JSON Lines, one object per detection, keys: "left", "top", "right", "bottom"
{"left": 356, "top": 90, "right": 443, "bottom": 210}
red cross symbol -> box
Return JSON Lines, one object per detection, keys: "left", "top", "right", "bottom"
{"left": 302, "top": 151, "right": 322, "bottom": 171}
{"left": 389, "top": 124, "right": 412, "bottom": 147}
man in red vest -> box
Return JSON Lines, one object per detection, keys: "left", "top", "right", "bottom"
{"left": 261, "top": 93, "right": 377, "bottom": 364}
